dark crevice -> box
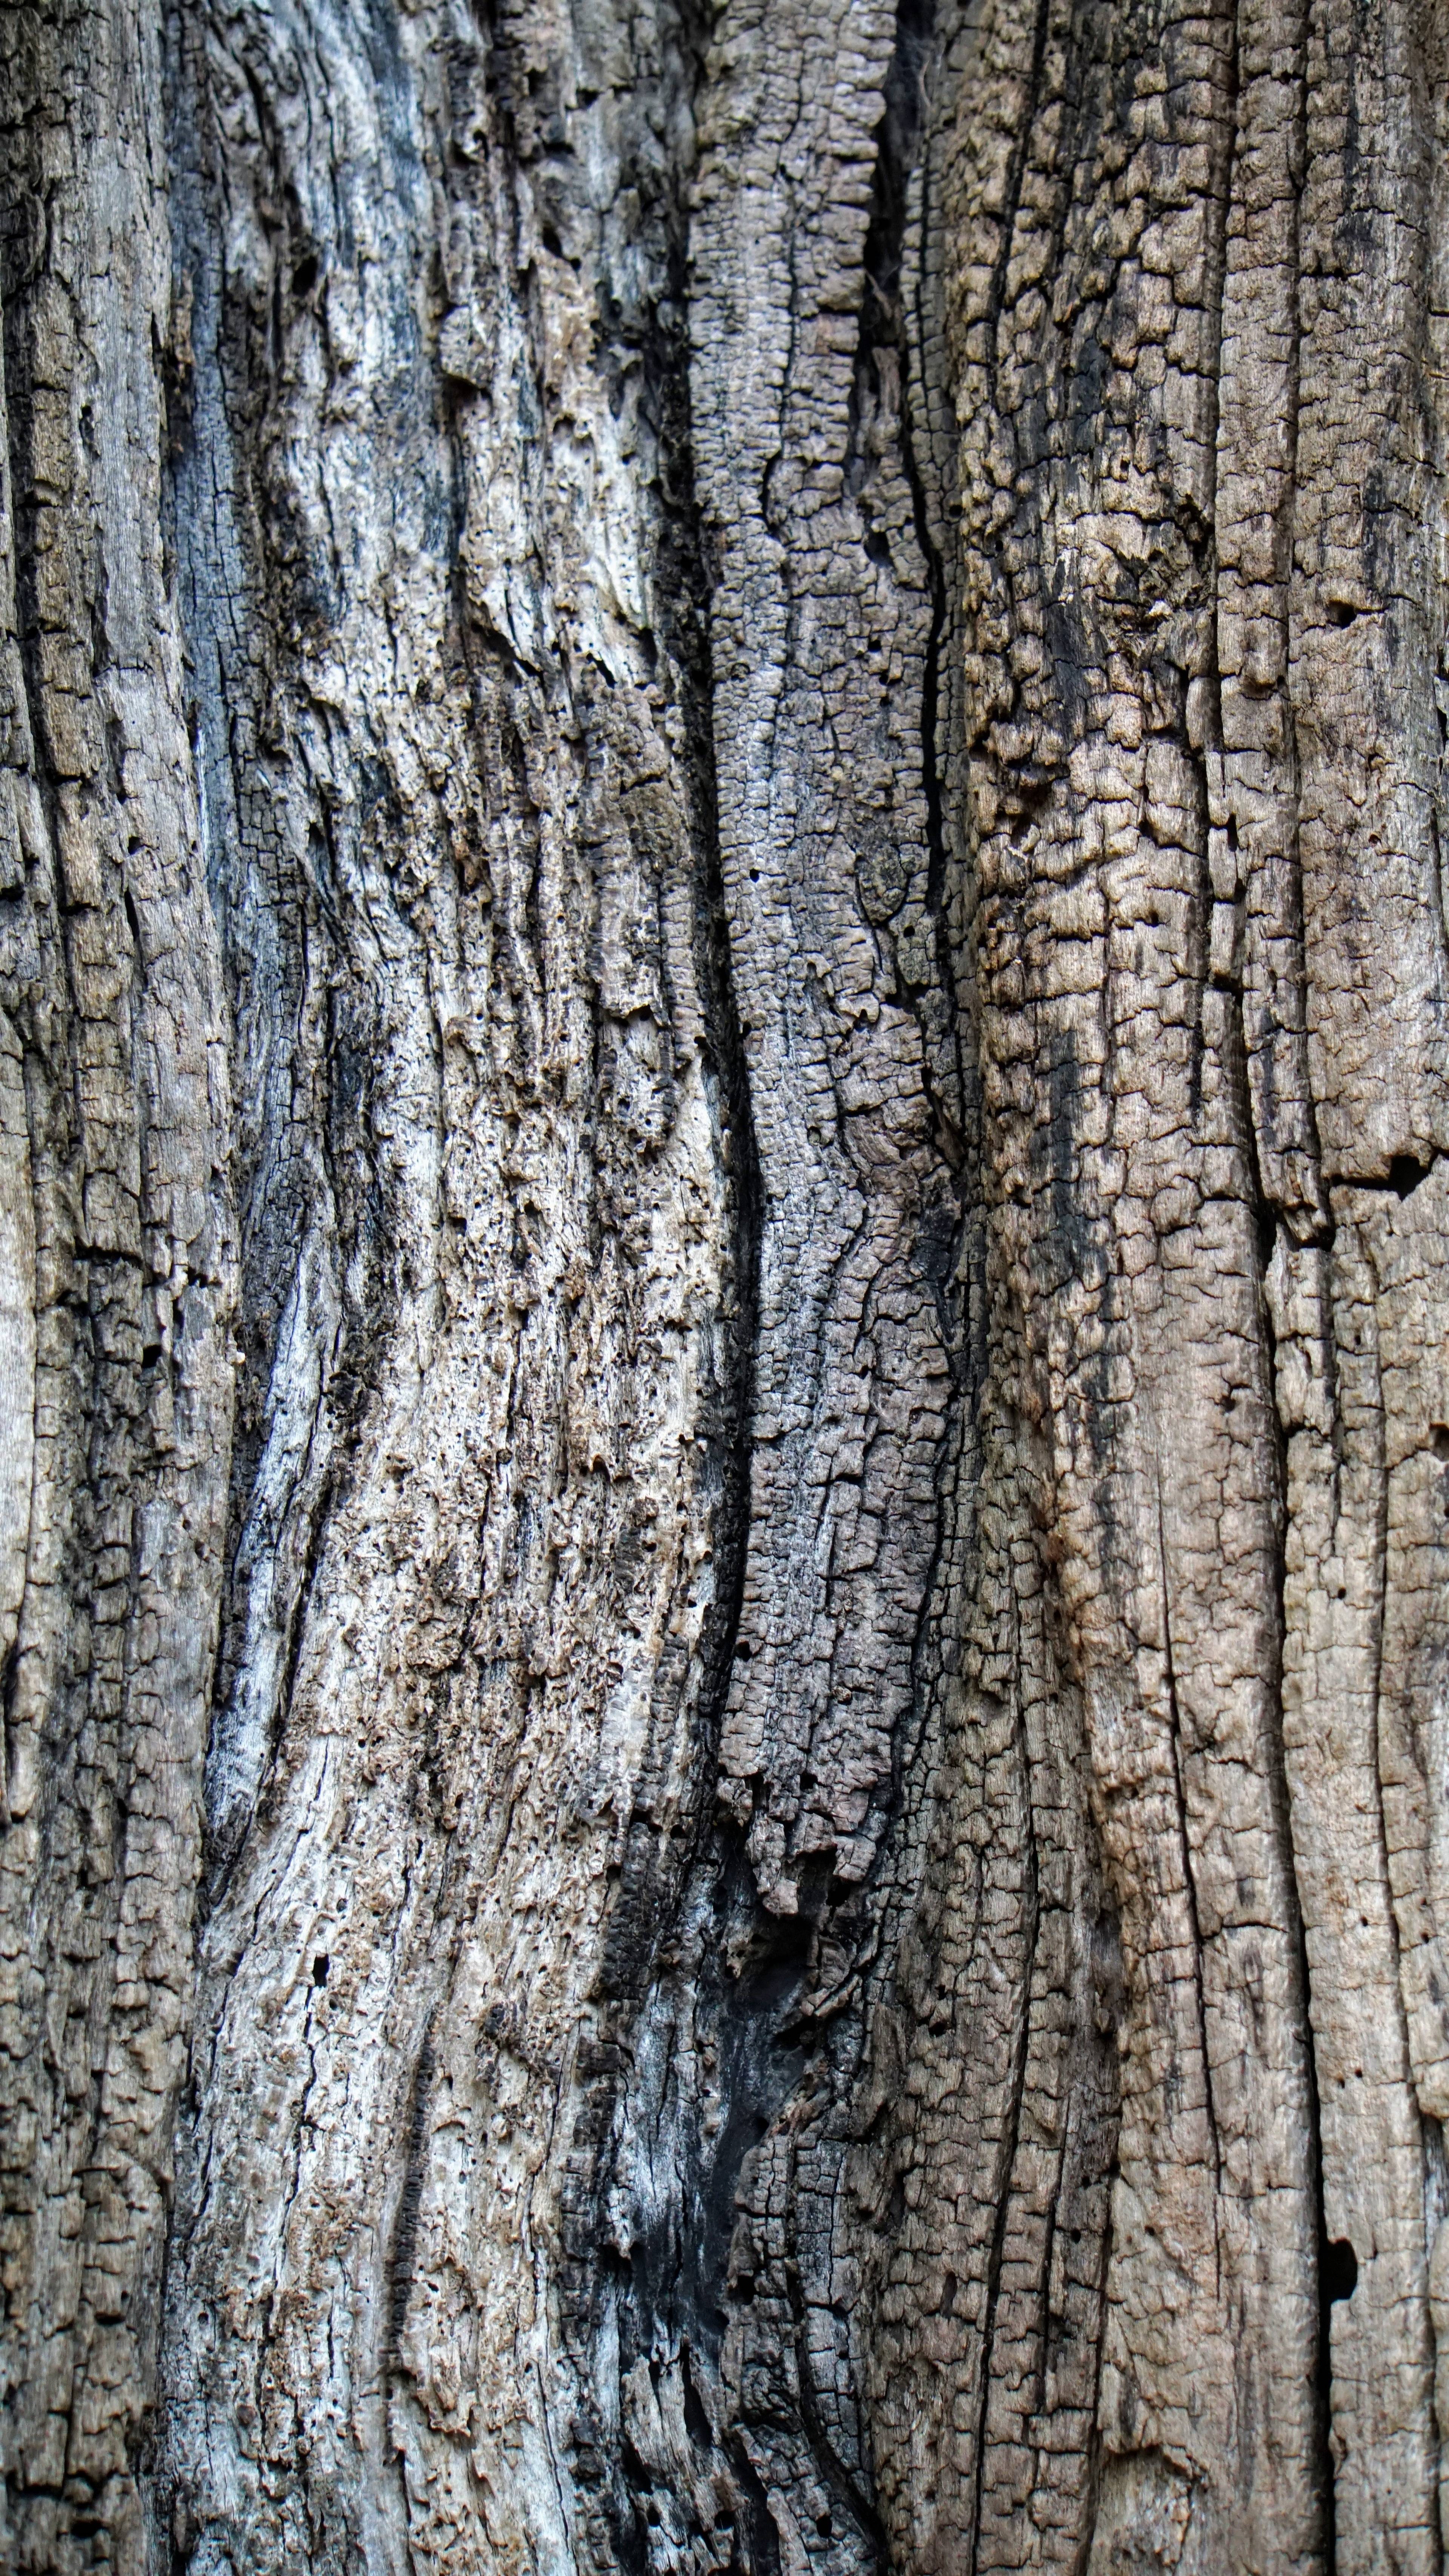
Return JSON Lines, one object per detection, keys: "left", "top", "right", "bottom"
{"left": 783, "top": 2137, "right": 889, "bottom": 2563}
{"left": 1216, "top": 2, "right": 1337, "bottom": 2541}
{"left": 1157, "top": 1493, "right": 1224, "bottom": 2229}
{"left": 729, "top": 2441, "right": 784, "bottom": 2576}
{"left": 0, "top": 1628, "right": 18, "bottom": 1831}
{"left": 384, "top": 2011, "right": 437, "bottom": 2373}
{"left": 536, "top": 5, "right": 784, "bottom": 2567}
{"left": 1289, "top": 1714, "right": 1339, "bottom": 2567}
{"left": 1081, "top": 2129, "right": 1118, "bottom": 2561}
{"left": 846, "top": 0, "right": 954, "bottom": 1106}
{"left": 200, "top": 1452, "right": 339, "bottom": 1913}
{"left": 1250, "top": 1107, "right": 1337, "bottom": 2567}
{"left": 572, "top": 0, "right": 976, "bottom": 2558}
{"left": 1386, "top": 1152, "right": 1432, "bottom": 1199}
{"left": 1330, "top": 1149, "right": 1441, "bottom": 1201}
{"left": 984, "top": 0, "right": 1051, "bottom": 402}
{"left": 1322, "top": 2236, "right": 1358, "bottom": 2304}
{"left": 968, "top": 1652, "right": 1040, "bottom": 2573}
{"left": 841, "top": 0, "right": 974, "bottom": 2053}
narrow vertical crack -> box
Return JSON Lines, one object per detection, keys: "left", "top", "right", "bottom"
{"left": 1220, "top": 0, "right": 1334, "bottom": 2545}
{"left": 385, "top": 2008, "right": 438, "bottom": 2377}
{"left": 1158, "top": 1489, "right": 1224, "bottom": 2237}
{"left": 1252, "top": 1166, "right": 1336, "bottom": 2570}
{"left": 540, "top": 7, "right": 777, "bottom": 2564}
{"left": 968, "top": 1667, "right": 1041, "bottom": 2576}
{"left": 783, "top": 2142, "right": 888, "bottom": 2564}
{"left": 984, "top": 0, "right": 1051, "bottom": 404}
{"left": 849, "top": 0, "right": 958, "bottom": 1139}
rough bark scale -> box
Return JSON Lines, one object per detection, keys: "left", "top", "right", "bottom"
{"left": 3, "top": 0, "right": 1449, "bottom": 2568}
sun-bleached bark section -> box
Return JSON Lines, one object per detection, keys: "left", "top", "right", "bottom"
{"left": 155, "top": 3, "right": 748, "bottom": 2568}
{"left": 872, "top": 2, "right": 1326, "bottom": 2565}
{"left": 0, "top": 0, "right": 235, "bottom": 2564}
{"left": 1264, "top": 0, "right": 1449, "bottom": 2558}
{"left": 1208, "top": 0, "right": 1449, "bottom": 2557}
{"left": 864, "top": 0, "right": 1449, "bottom": 2565}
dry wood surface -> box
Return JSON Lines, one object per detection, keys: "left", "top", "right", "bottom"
{"left": 2, "top": 0, "right": 1447, "bottom": 2568}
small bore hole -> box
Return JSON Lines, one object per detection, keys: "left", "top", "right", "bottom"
{"left": 312, "top": 1953, "right": 330, "bottom": 1987}
{"left": 1323, "top": 2237, "right": 1358, "bottom": 2303}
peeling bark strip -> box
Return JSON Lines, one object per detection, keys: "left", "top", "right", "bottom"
{"left": 3, "top": 0, "right": 1449, "bottom": 2566}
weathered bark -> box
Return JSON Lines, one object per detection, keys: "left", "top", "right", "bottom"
{"left": 4, "top": 0, "right": 1449, "bottom": 2568}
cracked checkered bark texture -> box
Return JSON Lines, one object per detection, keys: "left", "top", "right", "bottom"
{"left": 2, "top": 0, "right": 1449, "bottom": 2568}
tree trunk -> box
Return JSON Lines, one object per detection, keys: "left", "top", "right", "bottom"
{"left": 2, "top": 0, "right": 1447, "bottom": 2566}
